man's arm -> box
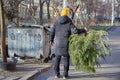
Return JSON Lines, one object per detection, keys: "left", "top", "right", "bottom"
{"left": 49, "top": 25, "right": 55, "bottom": 46}
{"left": 70, "top": 23, "right": 88, "bottom": 34}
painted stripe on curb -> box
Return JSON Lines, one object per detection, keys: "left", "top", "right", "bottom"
{"left": 20, "top": 64, "right": 53, "bottom": 80}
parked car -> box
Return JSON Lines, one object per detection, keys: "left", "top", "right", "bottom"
{"left": 104, "top": 16, "right": 111, "bottom": 21}
{"left": 95, "top": 15, "right": 112, "bottom": 23}
{"left": 114, "top": 17, "right": 120, "bottom": 22}
{"left": 95, "top": 15, "right": 104, "bottom": 22}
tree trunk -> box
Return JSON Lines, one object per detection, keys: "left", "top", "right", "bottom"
{"left": 111, "top": 0, "right": 114, "bottom": 26}
{"left": 46, "top": 0, "right": 50, "bottom": 19}
{"left": 0, "top": 0, "right": 7, "bottom": 62}
{"left": 39, "top": 0, "right": 43, "bottom": 25}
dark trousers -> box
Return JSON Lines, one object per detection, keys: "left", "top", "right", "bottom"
{"left": 54, "top": 55, "right": 70, "bottom": 76}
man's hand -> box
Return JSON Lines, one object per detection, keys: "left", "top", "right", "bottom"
{"left": 50, "top": 41, "right": 54, "bottom": 46}
{"left": 84, "top": 27, "right": 89, "bottom": 36}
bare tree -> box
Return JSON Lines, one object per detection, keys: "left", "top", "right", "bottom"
{"left": 27, "top": 0, "right": 38, "bottom": 24}
{"left": 3, "top": 0, "right": 24, "bottom": 24}
{"left": 115, "top": 0, "right": 120, "bottom": 17}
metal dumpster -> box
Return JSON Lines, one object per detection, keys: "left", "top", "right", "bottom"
{"left": 7, "top": 26, "right": 50, "bottom": 59}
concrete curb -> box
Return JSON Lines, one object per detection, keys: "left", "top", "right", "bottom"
{"left": 0, "top": 61, "right": 16, "bottom": 71}
{"left": 20, "top": 63, "right": 53, "bottom": 80}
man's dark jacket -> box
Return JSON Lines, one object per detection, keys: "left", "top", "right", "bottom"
{"left": 50, "top": 16, "right": 86, "bottom": 56}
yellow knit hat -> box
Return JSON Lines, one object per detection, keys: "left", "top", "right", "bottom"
{"left": 61, "top": 8, "right": 69, "bottom": 16}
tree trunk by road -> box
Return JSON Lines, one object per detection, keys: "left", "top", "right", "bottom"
{"left": 0, "top": 0, "right": 7, "bottom": 62}
{"left": 39, "top": 0, "right": 45, "bottom": 25}
{"left": 45, "top": 0, "right": 50, "bottom": 19}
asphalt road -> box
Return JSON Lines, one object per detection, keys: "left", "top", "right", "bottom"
{"left": 35, "top": 27, "right": 120, "bottom": 80}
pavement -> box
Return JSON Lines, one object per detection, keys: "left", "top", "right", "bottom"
{"left": 34, "top": 26, "right": 120, "bottom": 80}
{"left": 0, "top": 58, "right": 53, "bottom": 80}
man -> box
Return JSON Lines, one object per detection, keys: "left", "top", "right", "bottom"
{"left": 50, "top": 8, "right": 87, "bottom": 79}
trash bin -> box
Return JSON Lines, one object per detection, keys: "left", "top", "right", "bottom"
{"left": 7, "top": 25, "right": 50, "bottom": 59}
